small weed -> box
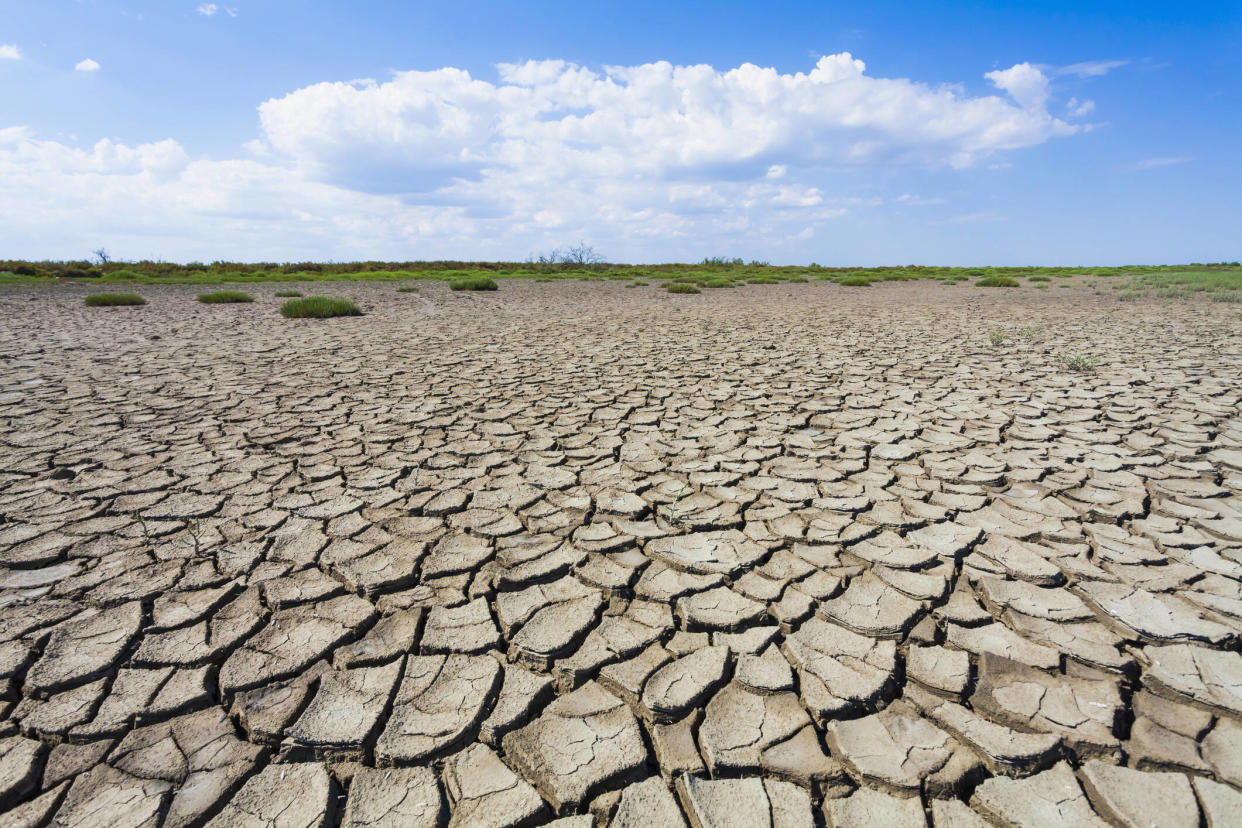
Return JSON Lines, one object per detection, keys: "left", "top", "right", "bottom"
{"left": 631, "top": 280, "right": 649, "bottom": 286}
{"left": 977, "top": 276, "right": 1019, "bottom": 287}
{"left": 279, "top": 296, "right": 363, "bottom": 318}
{"left": 1017, "top": 325, "right": 1044, "bottom": 341}
{"left": 667, "top": 282, "right": 701, "bottom": 294}
{"left": 274, "top": 290, "right": 302, "bottom": 297}
{"left": 133, "top": 512, "right": 152, "bottom": 545}
{"left": 85, "top": 292, "right": 145, "bottom": 306}
{"left": 987, "top": 328, "right": 1008, "bottom": 347}
{"left": 450, "top": 275, "right": 498, "bottom": 291}
{"left": 197, "top": 290, "right": 254, "bottom": 303}
{"left": 1057, "top": 351, "right": 1100, "bottom": 372}
{"left": 396, "top": 286, "right": 419, "bottom": 293}
{"left": 661, "top": 483, "right": 692, "bottom": 526}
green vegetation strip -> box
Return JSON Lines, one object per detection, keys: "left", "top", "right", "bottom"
{"left": 279, "top": 296, "right": 362, "bottom": 319}
{"left": 450, "top": 275, "right": 498, "bottom": 291}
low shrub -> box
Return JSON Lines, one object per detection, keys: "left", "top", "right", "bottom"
{"left": 839, "top": 275, "right": 871, "bottom": 287}
{"left": 85, "top": 292, "right": 145, "bottom": 306}
{"left": 279, "top": 296, "right": 362, "bottom": 318}
{"left": 1057, "top": 351, "right": 1100, "bottom": 372}
{"left": 703, "top": 278, "right": 735, "bottom": 288}
{"left": 396, "top": 286, "right": 419, "bottom": 293}
{"left": 197, "top": 290, "right": 254, "bottom": 303}
{"left": 274, "top": 290, "right": 302, "bottom": 297}
{"left": 667, "top": 282, "right": 701, "bottom": 294}
{"left": 977, "top": 276, "right": 1019, "bottom": 287}
{"left": 450, "top": 275, "right": 498, "bottom": 291}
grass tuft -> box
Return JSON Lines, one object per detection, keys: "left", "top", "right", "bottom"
{"left": 977, "top": 276, "right": 1019, "bottom": 287}
{"left": 279, "top": 296, "right": 362, "bottom": 319}
{"left": 396, "top": 286, "right": 419, "bottom": 293}
{"left": 1057, "top": 351, "right": 1100, "bottom": 372}
{"left": 450, "top": 275, "right": 498, "bottom": 291}
{"left": 987, "top": 328, "right": 1008, "bottom": 346}
{"left": 702, "top": 278, "right": 735, "bottom": 288}
{"left": 85, "top": 292, "right": 145, "bottom": 306}
{"left": 197, "top": 290, "right": 254, "bottom": 304}
{"left": 839, "top": 275, "right": 872, "bottom": 287}
{"left": 667, "top": 282, "right": 701, "bottom": 294}
{"left": 274, "top": 290, "right": 302, "bottom": 297}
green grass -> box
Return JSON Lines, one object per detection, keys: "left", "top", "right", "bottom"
{"left": 274, "top": 290, "right": 302, "bottom": 297}
{"left": 1058, "top": 351, "right": 1100, "bottom": 372}
{"left": 987, "top": 328, "right": 1008, "bottom": 346}
{"left": 838, "top": 274, "right": 872, "bottom": 287}
{"left": 279, "top": 296, "right": 362, "bottom": 319}
{"left": 667, "top": 282, "right": 701, "bottom": 294}
{"left": 977, "top": 276, "right": 1019, "bottom": 287}
{"left": 197, "top": 290, "right": 254, "bottom": 303}
{"left": 396, "top": 286, "right": 419, "bottom": 293}
{"left": 449, "top": 275, "right": 498, "bottom": 291}
{"left": 702, "top": 278, "right": 735, "bottom": 288}
{"left": 85, "top": 292, "right": 145, "bottom": 306}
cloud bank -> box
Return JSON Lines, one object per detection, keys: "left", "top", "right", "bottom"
{"left": 1, "top": 55, "right": 1087, "bottom": 261}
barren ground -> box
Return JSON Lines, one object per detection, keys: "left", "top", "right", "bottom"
{"left": 3, "top": 279, "right": 1242, "bottom": 826}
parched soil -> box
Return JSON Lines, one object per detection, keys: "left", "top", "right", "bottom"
{"left": 2, "top": 278, "right": 1242, "bottom": 826}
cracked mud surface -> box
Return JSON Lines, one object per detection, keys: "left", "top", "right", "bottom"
{"left": 3, "top": 278, "right": 1242, "bottom": 826}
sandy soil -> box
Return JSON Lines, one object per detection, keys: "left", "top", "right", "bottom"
{"left": 2, "top": 278, "right": 1242, "bottom": 826}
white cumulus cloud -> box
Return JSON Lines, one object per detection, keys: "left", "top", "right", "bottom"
{"left": 75, "top": 58, "right": 100, "bottom": 72}
{"left": 0, "top": 44, "right": 21, "bottom": 60}
{"left": 197, "top": 3, "right": 218, "bottom": 15}
{"left": 1, "top": 55, "right": 1085, "bottom": 261}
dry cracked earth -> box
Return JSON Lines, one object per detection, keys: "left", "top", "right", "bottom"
{"left": 2, "top": 278, "right": 1242, "bottom": 828}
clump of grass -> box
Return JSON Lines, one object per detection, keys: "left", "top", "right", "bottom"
{"left": 786, "top": 276, "right": 808, "bottom": 283}
{"left": 450, "top": 275, "right": 498, "bottom": 291}
{"left": 839, "top": 274, "right": 871, "bottom": 287}
{"left": 197, "top": 290, "right": 254, "bottom": 304}
{"left": 274, "top": 290, "right": 302, "bottom": 297}
{"left": 1028, "top": 275, "right": 1051, "bottom": 282}
{"left": 1018, "top": 325, "right": 1044, "bottom": 341}
{"left": 977, "top": 276, "right": 1019, "bottom": 287}
{"left": 396, "top": 286, "right": 419, "bottom": 293}
{"left": 987, "top": 328, "right": 1008, "bottom": 346}
{"left": 748, "top": 275, "right": 781, "bottom": 284}
{"left": 85, "top": 292, "right": 145, "bottom": 306}
{"left": 279, "top": 296, "right": 362, "bottom": 319}
{"left": 703, "top": 278, "right": 735, "bottom": 288}
{"left": 667, "top": 282, "right": 701, "bottom": 294}
{"left": 1057, "top": 351, "right": 1100, "bottom": 372}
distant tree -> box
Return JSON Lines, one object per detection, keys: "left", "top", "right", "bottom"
{"left": 91, "top": 248, "right": 112, "bottom": 265}
{"left": 562, "top": 241, "right": 605, "bottom": 267}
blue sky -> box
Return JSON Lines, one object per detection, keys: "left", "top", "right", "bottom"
{"left": 2, "top": 1, "right": 1238, "bottom": 264}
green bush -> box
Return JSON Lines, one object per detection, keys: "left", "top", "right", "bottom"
{"left": 703, "top": 278, "right": 735, "bottom": 288}
{"left": 667, "top": 282, "right": 701, "bottom": 294}
{"left": 747, "top": 276, "right": 781, "bottom": 284}
{"left": 85, "top": 292, "right": 145, "bottom": 306}
{"left": 839, "top": 275, "right": 871, "bottom": 287}
{"left": 1028, "top": 275, "right": 1051, "bottom": 282}
{"left": 450, "top": 275, "right": 498, "bottom": 291}
{"left": 786, "top": 276, "right": 808, "bottom": 283}
{"left": 279, "top": 296, "right": 362, "bottom": 318}
{"left": 274, "top": 290, "right": 302, "bottom": 297}
{"left": 977, "top": 276, "right": 1019, "bottom": 287}
{"left": 197, "top": 290, "right": 254, "bottom": 303}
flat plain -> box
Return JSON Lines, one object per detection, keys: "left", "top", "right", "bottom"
{"left": 2, "top": 277, "right": 1242, "bottom": 826}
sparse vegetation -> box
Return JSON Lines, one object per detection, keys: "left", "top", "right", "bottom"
{"left": 977, "top": 276, "right": 1019, "bottom": 287}
{"left": 702, "top": 278, "right": 735, "bottom": 288}
{"left": 279, "top": 296, "right": 362, "bottom": 319}
{"left": 274, "top": 290, "right": 302, "bottom": 297}
{"left": 1018, "top": 325, "right": 1044, "bottom": 341}
{"left": 1058, "top": 351, "right": 1100, "bottom": 372}
{"left": 838, "top": 274, "right": 871, "bottom": 287}
{"left": 988, "top": 328, "right": 1008, "bottom": 346}
{"left": 396, "top": 286, "right": 419, "bottom": 293}
{"left": 197, "top": 290, "right": 254, "bottom": 303}
{"left": 667, "top": 282, "right": 701, "bottom": 294}
{"left": 450, "top": 275, "right": 498, "bottom": 291}
{"left": 85, "top": 292, "right": 145, "bottom": 306}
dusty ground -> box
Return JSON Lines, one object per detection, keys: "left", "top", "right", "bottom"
{"left": 2, "top": 278, "right": 1242, "bottom": 827}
